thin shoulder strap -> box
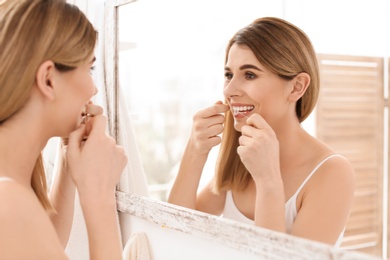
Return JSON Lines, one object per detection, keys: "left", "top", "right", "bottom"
{"left": 294, "top": 154, "right": 344, "bottom": 196}
{"left": 0, "top": 176, "right": 13, "bottom": 182}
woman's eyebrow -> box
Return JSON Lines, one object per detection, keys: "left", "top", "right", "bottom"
{"left": 239, "top": 64, "right": 262, "bottom": 71}
{"left": 224, "top": 64, "right": 263, "bottom": 71}
{"left": 90, "top": 57, "right": 96, "bottom": 63}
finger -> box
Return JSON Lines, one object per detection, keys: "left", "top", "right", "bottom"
{"left": 207, "top": 114, "right": 225, "bottom": 126}
{"left": 207, "top": 124, "right": 224, "bottom": 136}
{"left": 240, "top": 125, "right": 256, "bottom": 137}
{"left": 238, "top": 135, "right": 252, "bottom": 147}
{"left": 237, "top": 146, "right": 246, "bottom": 160}
{"left": 85, "top": 104, "right": 103, "bottom": 116}
{"left": 86, "top": 115, "right": 107, "bottom": 138}
{"left": 214, "top": 102, "right": 229, "bottom": 114}
{"left": 196, "top": 125, "right": 222, "bottom": 142}
{"left": 246, "top": 113, "right": 268, "bottom": 129}
{"left": 201, "top": 102, "right": 229, "bottom": 117}
{"left": 207, "top": 135, "right": 222, "bottom": 147}
{"left": 193, "top": 114, "right": 224, "bottom": 135}
{"left": 117, "top": 146, "right": 128, "bottom": 165}
{"left": 67, "top": 124, "right": 86, "bottom": 151}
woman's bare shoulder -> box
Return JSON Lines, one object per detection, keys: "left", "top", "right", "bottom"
{"left": 0, "top": 179, "right": 68, "bottom": 259}
{"left": 321, "top": 154, "right": 355, "bottom": 179}
{"left": 309, "top": 136, "right": 356, "bottom": 185}
{"left": 293, "top": 153, "right": 356, "bottom": 244}
{"left": 307, "top": 153, "right": 356, "bottom": 203}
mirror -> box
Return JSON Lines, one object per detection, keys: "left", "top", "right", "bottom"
{"left": 115, "top": 0, "right": 390, "bottom": 202}
{"left": 105, "top": 0, "right": 388, "bottom": 259}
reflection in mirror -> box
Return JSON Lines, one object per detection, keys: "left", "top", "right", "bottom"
{"left": 117, "top": 0, "right": 294, "bottom": 201}
{"left": 115, "top": 0, "right": 389, "bottom": 258}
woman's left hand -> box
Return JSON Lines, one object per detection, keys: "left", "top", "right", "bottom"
{"left": 237, "top": 113, "right": 281, "bottom": 181}
{"left": 61, "top": 102, "right": 103, "bottom": 146}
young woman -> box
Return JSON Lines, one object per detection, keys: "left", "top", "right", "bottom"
{"left": 168, "top": 17, "right": 355, "bottom": 247}
{"left": 0, "top": 0, "right": 127, "bottom": 259}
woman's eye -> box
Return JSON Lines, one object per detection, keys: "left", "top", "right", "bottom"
{"left": 245, "top": 72, "right": 256, "bottom": 79}
{"left": 224, "top": 72, "right": 233, "bottom": 80}
{"left": 89, "top": 66, "right": 95, "bottom": 74}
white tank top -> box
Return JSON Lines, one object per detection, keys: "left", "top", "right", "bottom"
{"left": 222, "top": 154, "right": 345, "bottom": 247}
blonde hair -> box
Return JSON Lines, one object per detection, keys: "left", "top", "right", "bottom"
{"left": 214, "top": 17, "right": 320, "bottom": 193}
{"left": 0, "top": 0, "right": 97, "bottom": 210}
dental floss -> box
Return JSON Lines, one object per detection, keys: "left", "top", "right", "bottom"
{"left": 226, "top": 99, "right": 249, "bottom": 118}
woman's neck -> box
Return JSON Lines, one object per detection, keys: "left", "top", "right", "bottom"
{"left": 0, "top": 113, "right": 49, "bottom": 186}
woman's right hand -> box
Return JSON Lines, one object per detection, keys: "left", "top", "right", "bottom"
{"left": 168, "top": 101, "right": 228, "bottom": 208}
{"left": 65, "top": 114, "right": 127, "bottom": 197}
{"left": 189, "top": 101, "right": 228, "bottom": 155}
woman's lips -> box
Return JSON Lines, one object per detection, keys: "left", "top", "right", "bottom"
{"left": 231, "top": 105, "right": 254, "bottom": 118}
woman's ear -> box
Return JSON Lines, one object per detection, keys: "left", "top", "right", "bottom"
{"left": 288, "top": 72, "right": 310, "bottom": 102}
{"left": 35, "top": 60, "right": 56, "bottom": 101}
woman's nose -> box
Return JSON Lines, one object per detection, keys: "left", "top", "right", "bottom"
{"left": 223, "top": 78, "right": 240, "bottom": 98}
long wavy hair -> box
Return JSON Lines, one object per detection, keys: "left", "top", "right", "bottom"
{"left": 213, "top": 17, "right": 320, "bottom": 193}
{"left": 0, "top": 0, "right": 97, "bottom": 210}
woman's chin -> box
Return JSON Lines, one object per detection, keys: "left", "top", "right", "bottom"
{"left": 234, "top": 122, "right": 243, "bottom": 132}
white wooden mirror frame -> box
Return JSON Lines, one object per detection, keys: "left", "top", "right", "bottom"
{"left": 104, "top": 0, "right": 380, "bottom": 259}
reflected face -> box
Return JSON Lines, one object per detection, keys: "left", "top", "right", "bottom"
{"left": 223, "top": 43, "right": 292, "bottom": 131}
{"left": 54, "top": 55, "right": 97, "bottom": 136}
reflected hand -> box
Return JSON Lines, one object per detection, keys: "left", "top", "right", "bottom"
{"left": 237, "top": 113, "right": 280, "bottom": 180}
{"left": 189, "top": 101, "right": 228, "bottom": 155}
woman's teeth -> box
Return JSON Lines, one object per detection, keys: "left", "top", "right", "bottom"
{"left": 232, "top": 106, "right": 254, "bottom": 114}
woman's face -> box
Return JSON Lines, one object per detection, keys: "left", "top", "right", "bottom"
{"left": 53, "top": 55, "right": 97, "bottom": 136}
{"left": 223, "top": 43, "right": 293, "bottom": 131}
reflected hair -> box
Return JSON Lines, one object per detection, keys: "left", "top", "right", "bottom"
{"left": 214, "top": 17, "right": 320, "bottom": 193}
{"left": 0, "top": 0, "right": 97, "bottom": 210}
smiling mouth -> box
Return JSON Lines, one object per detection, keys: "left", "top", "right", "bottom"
{"left": 232, "top": 105, "right": 254, "bottom": 116}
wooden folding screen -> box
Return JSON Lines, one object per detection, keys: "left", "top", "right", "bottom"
{"left": 316, "top": 54, "right": 385, "bottom": 257}
{"left": 388, "top": 58, "right": 390, "bottom": 257}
